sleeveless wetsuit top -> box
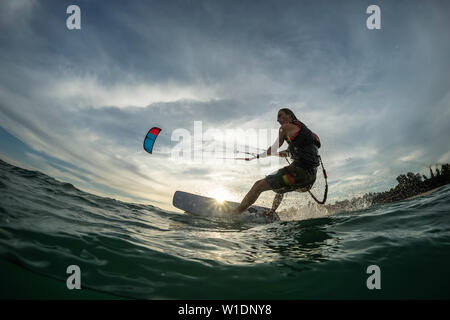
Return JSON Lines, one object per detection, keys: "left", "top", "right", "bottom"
{"left": 287, "top": 120, "right": 321, "bottom": 169}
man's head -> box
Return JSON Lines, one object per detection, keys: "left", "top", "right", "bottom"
{"left": 277, "top": 108, "right": 298, "bottom": 125}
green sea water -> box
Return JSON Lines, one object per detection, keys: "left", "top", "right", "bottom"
{"left": 0, "top": 158, "right": 449, "bottom": 299}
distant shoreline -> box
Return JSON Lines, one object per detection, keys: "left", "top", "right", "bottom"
{"left": 404, "top": 186, "right": 443, "bottom": 200}
{"left": 322, "top": 164, "right": 450, "bottom": 214}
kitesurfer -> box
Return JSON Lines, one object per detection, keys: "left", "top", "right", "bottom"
{"left": 233, "top": 108, "right": 321, "bottom": 219}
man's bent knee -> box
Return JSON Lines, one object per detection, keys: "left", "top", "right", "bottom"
{"left": 253, "top": 179, "right": 270, "bottom": 192}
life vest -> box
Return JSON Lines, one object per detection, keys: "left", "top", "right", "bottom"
{"left": 287, "top": 120, "right": 321, "bottom": 168}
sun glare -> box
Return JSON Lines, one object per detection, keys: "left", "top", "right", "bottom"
{"left": 210, "top": 189, "right": 231, "bottom": 204}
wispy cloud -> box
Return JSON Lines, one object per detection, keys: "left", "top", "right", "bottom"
{"left": 47, "top": 76, "right": 218, "bottom": 108}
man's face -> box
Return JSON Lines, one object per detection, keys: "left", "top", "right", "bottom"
{"left": 277, "top": 111, "right": 291, "bottom": 125}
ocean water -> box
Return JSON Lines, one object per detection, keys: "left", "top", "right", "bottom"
{"left": 0, "top": 158, "right": 449, "bottom": 299}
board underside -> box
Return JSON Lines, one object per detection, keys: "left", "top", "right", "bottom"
{"left": 172, "top": 191, "right": 280, "bottom": 223}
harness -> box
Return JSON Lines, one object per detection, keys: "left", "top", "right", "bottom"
{"left": 285, "top": 155, "right": 328, "bottom": 204}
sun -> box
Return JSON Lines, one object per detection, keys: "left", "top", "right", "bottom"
{"left": 210, "top": 189, "right": 231, "bottom": 204}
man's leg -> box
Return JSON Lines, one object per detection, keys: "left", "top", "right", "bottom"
{"left": 263, "top": 193, "right": 284, "bottom": 220}
{"left": 234, "top": 178, "right": 271, "bottom": 214}
{"left": 267, "top": 193, "right": 284, "bottom": 215}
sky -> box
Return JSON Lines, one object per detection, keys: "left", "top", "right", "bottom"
{"left": 0, "top": 0, "right": 449, "bottom": 212}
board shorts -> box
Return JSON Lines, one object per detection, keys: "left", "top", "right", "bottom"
{"left": 265, "top": 161, "right": 317, "bottom": 194}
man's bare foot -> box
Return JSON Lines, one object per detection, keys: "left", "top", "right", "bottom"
{"left": 264, "top": 210, "right": 274, "bottom": 219}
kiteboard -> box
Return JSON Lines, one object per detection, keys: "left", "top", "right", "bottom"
{"left": 172, "top": 191, "right": 280, "bottom": 223}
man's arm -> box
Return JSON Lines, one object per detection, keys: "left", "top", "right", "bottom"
{"left": 257, "top": 126, "right": 286, "bottom": 158}
{"left": 267, "top": 126, "right": 286, "bottom": 155}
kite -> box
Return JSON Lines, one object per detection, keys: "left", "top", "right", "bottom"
{"left": 143, "top": 127, "right": 161, "bottom": 154}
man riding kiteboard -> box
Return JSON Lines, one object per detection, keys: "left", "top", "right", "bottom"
{"left": 232, "top": 108, "right": 325, "bottom": 219}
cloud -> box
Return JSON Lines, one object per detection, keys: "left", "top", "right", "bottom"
{"left": 47, "top": 76, "right": 217, "bottom": 108}
{"left": 439, "top": 151, "right": 450, "bottom": 164}
{"left": 399, "top": 149, "right": 425, "bottom": 163}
